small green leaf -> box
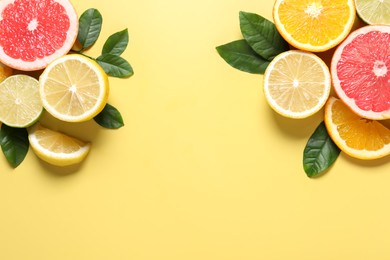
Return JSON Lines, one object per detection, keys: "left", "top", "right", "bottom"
{"left": 94, "top": 103, "right": 124, "bottom": 129}
{"left": 78, "top": 8, "right": 103, "bottom": 50}
{"left": 216, "top": 39, "right": 270, "bottom": 74}
{"left": 0, "top": 124, "right": 29, "bottom": 168}
{"left": 303, "top": 122, "right": 341, "bottom": 178}
{"left": 239, "top": 11, "right": 289, "bottom": 60}
{"left": 96, "top": 54, "right": 133, "bottom": 78}
{"left": 102, "top": 29, "right": 129, "bottom": 56}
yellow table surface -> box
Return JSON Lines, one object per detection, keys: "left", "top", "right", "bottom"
{"left": 1, "top": 0, "right": 390, "bottom": 259}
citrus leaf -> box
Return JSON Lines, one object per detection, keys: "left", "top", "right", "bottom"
{"left": 303, "top": 121, "right": 341, "bottom": 178}
{"left": 0, "top": 124, "right": 29, "bottom": 168}
{"left": 94, "top": 103, "right": 124, "bottom": 129}
{"left": 96, "top": 54, "right": 133, "bottom": 78}
{"left": 102, "top": 29, "right": 129, "bottom": 56}
{"left": 216, "top": 39, "right": 270, "bottom": 74}
{"left": 78, "top": 8, "right": 103, "bottom": 50}
{"left": 239, "top": 11, "right": 289, "bottom": 60}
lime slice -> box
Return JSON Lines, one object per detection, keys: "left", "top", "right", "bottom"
{"left": 0, "top": 74, "right": 43, "bottom": 127}
{"left": 355, "top": 0, "right": 390, "bottom": 25}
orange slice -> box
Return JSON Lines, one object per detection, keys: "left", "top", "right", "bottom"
{"left": 324, "top": 97, "right": 390, "bottom": 160}
{"left": 273, "top": 0, "right": 356, "bottom": 52}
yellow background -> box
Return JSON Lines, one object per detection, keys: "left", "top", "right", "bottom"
{"left": 1, "top": 0, "right": 390, "bottom": 259}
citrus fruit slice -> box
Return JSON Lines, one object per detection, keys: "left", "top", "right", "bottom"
{"left": 331, "top": 25, "right": 390, "bottom": 120}
{"left": 0, "top": 0, "right": 78, "bottom": 71}
{"left": 355, "top": 0, "right": 390, "bottom": 25}
{"left": 0, "top": 74, "right": 43, "bottom": 127}
{"left": 39, "top": 54, "right": 109, "bottom": 122}
{"left": 28, "top": 124, "right": 91, "bottom": 166}
{"left": 263, "top": 50, "right": 331, "bottom": 119}
{"left": 324, "top": 96, "right": 390, "bottom": 160}
{"left": 273, "top": 0, "right": 356, "bottom": 52}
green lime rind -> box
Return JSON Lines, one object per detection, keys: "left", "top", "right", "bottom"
{"left": 355, "top": 0, "right": 390, "bottom": 25}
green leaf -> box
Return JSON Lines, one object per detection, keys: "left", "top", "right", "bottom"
{"left": 94, "top": 103, "right": 124, "bottom": 129}
{"left": 0, "top": 124, "right": 29, "bottom": 168}
{"left": 78, "top": 8, "right": 103, "bottom": 50}
{"left": 216, "top": 39, "right": 270, "bottom": 74}
{"left": 96, "top": 54, "right": 133, "bottom": 78}
{"left": 239, "top": 11, "right": 289, "bottom": 60}
{"left": 303, "top": 122, "right": 341, "bottom": 178}
{"left": 102, "top": 29, "right": 129, "bottom": 56}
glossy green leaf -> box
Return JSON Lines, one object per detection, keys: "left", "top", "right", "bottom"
{"left": 239, "top": 11, "right": 289, "bottom": 60}
{"left": 96, "top": 54, "right": 133, "bottom": 78}
{"left": 102, "top": 29, "right": 129, "bottom": 56}
{"left": 0, "top": 124, "right": 29, "bottom": 168}
{"left": 78, "top": 8, "right": 103, "bottom": 50}
{"left": 94, "top": 103, "right": 124, "bottom": 129}
{"left": 216, "top": 39, "right": 270, "bottom": 74}
{"left": 303, "top": 122, "right": 341, "bottom": 178}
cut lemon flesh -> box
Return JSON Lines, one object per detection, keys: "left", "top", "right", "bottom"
{"left": 263, "top": 50, "right": 331, "bottom": 119}
{"left": 39, "top": 54, "right": 109, "bottom": 122}
{"left": 28, "top": 124, "right": 91, "bottom": 166}
{"left": 324, "top": 97, "right": 390, "bottom": 160}
{"left": 273, "top": 0, "right": 356, "bottom": 52}
{"left": 355, "top": 0, "right": 390, "bottom": 25}
{"left": 0, "top": 74, "right": 43, "bottom": 127}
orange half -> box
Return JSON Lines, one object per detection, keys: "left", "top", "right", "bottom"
{"left": 273, "top": 0, "right": 356, "bottom": 52}
{"left": 324, "top": 97, "right": 390, "bottom": 160}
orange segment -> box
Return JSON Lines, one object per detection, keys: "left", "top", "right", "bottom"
{"left": 273, "top": 0, "right": 356, "bottom": 52}
{"left": 324, "top": 97, "right": 390, "bottom": 160}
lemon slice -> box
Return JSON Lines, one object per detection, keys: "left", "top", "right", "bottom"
{"left": 263, "top": 50, "right": 331, "bottom": 119}
{"left": 28, "top": 124, "right": 91, "bottom": 166}
{"left": 0, "top": 74, "right": 43, "bottom": 127}
{"left": 39, "top": 54, "right": 109, "bottom": 122}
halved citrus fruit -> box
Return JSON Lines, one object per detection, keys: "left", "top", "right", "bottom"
{"left": 39, "top": 54, "right": 109, "bottom": 122}
{"left": 331, "top": 25, "right": 390, "bottom": 120}
{"left": 0, "top": 74, "right": 43, "bottom": 128}
{"left": 28, "top": 123, "right": 91, "bottom": 166}
{"left": 324, "top": 96, "right": 390, "bottom": 160}
{"left": 273, "top": 0, "right": 356, "bottom": 52}
{"left": 0, "top": 62, "right": 12, "bottom": 82}
{"left": 0, "top": 0, "right": 78, "bottom": 71}
{"left": 263, "top": 50, "right": 331, "bottom": 119}
{"left": 355, "top": 0, "right": 390, "bottom": 25}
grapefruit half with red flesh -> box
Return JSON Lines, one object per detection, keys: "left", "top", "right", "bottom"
{"left": 0, "top": 0, "right": 78, "bottom": 71}
{"left": 331, "top": 25, "right": 390, "bottom": 120}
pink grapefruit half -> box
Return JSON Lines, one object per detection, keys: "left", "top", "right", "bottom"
{"left": 331, "top": 25, "right": 390, "bottom": 120}
{"left": 0, "top": 0, "right": 78, "bottom": 71}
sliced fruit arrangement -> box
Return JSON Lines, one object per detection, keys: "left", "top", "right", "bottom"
{"left": 39, "top": 54, "right": 109, "bottom": 122}
{"left": 28, "top": 124, "right": 91, "bottom": 167}
{"left": 263, "top": 50, "right": 331, "bottom": 119}
{"left": 0, "top": 0, "right": 78, "bottom": 71}
{"left": 217, "top": 0, "right": 390, "bottom": 177}
{"left": 0, "top": 1, "right": 132, "bottom": 168}
{"left": 331, "top": 25, "right": 390, "bottom": 120}
{"left": 324, "top": 97, "right": 390, "bottom": 160}
{"left": 273, "top": 0, "right": 356, "bottom": 52}
{"left": 355, "top": 0, "right": 390, "bottom": 25}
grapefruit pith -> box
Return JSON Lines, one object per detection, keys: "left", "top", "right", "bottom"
{"left": 331, "top": 25, "right": 390, "bottom": 120}
{"left": 0, "top": 0, "right": 78, "bottom": 71}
